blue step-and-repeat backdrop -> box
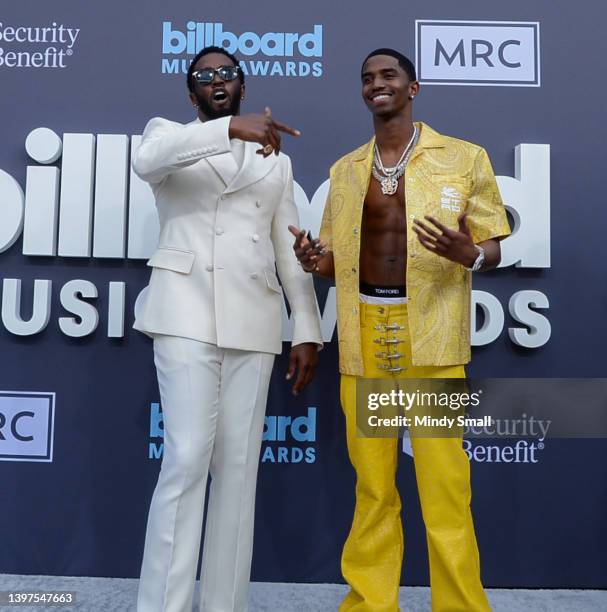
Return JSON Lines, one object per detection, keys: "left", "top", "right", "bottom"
{"left": 1, "top": 0, "right": 606, "bottom": 589}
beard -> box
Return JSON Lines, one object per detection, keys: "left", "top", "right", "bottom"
{"left": 195, "top": 90, "right": 241, "bottom": 119}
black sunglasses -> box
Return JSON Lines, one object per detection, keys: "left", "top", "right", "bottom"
{"left": 192, "top": 65, "right": 241, "bottom": 85}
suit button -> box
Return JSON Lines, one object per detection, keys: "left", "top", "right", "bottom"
{"left": 216, "top": 228, "right": 224, "bottom": 236}
{"left": 252, "top": 234, "right": 260, "bottom": 242}
{"left": 251, "top": 273, "right": 258, "bottom": 279}
{"left": 206, "top": 265, "right": 213, "bottom": 271}
{"left": 255, "top": 200, "right": 261, "bottom": 208}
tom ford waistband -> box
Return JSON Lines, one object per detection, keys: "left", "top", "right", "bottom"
{"left": 359, "top": 282, "right": 406, "bottom": 298}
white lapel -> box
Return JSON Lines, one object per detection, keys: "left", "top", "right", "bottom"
{"left": 206, "top": 151, "right": 239, "bottom": 187}
{"left": 224, "top": 141, "right": 279, "bottom": 194}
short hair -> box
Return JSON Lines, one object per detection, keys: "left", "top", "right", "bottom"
{"left": 361, "top": 48, "right": 417, "bottom": 82}
{"left": 187, "top": 45, "right": 245, "bottom": 92}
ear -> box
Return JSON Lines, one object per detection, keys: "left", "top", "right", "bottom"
{"left": 409, "top": 81, "right": 420, "bottom": 100}
{"left": 240, "top": 83, "right": 246, "bottom": 101}
{"left": 188, "top": 92, "right": 198, "bottom": 108}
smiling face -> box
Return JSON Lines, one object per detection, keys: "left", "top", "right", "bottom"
{"left": 361, "top": 54, "right": 418, "bottom": 118}
{"left": 189, "top": 52, "right": 245, "bottom": 120}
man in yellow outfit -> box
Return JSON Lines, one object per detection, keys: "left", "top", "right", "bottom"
{"left": 290, "top": 48, "right": 510, "bottom": 611}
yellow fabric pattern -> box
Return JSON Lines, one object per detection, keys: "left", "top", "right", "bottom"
{"left": 319, "top": 123, "right": 511, "bottom": 374}
{"left": 339, "top": 301, "right": 490, "bottom": 612}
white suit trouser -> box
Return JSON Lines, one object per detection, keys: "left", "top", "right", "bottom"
{"left": 137, "top": 336, "right": 275, "bottom": 612}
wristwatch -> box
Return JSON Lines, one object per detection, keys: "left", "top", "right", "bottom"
{"left": 465, "top": 245, "right": 485, "bottom": 272}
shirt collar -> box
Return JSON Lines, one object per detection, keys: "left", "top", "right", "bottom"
{"left": 352, "top": 121, "right": 446, "bottom": 163}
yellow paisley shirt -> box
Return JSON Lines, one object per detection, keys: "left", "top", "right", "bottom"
{"left": 319, "top": 122, "right": 511, "bottom": 375}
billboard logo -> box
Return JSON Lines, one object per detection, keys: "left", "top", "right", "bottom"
{"left": 416, "top": 20, "right": 540, "bottom": 86}
{"left": 261, "top": 407, "right": 317, "bottom": 464}
{"left": 148, "top": 402, "right": 163, "bottom": 459}
{"left": 163, "top": 22, "right": 322, "bottom": 57}
{"left": 0, "top": 128, "right": 551, "bottom": 346}
{"left": 148, "top": 403, "right": 317, "bottom": 464}
{"left": 0, "top": 130, "right": 549, "bottom": 267}
{"left": 0, "top": 391, "right": 55, "bottom": 461}
{"left": 161, "top": 22, "right": 323, "bottom": 77}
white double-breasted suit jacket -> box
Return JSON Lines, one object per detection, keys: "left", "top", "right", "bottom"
{"left": 132, "top": 115, "right": 323, "bottom": 353}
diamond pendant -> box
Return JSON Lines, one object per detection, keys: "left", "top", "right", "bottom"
{"left": 380, "top": 176, "right": 398, "bottom": 195}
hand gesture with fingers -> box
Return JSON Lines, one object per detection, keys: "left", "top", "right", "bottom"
{"left": 228, "top": 107, "right": 300, "bottom": 157}
{"left": 412, "top": 213, "right": 479, "bottom": 268}
{"left": 288, "top": 225, "right": 328, "bottom": 273}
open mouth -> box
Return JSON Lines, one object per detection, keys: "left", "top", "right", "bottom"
{"left": 212, "top": 89, "right": 229, "bottom": 103}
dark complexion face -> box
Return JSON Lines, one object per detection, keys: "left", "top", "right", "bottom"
{"left": 189, "top": 52, "right": 245, "bottom": 120}
{"left": 361, "top": 55, "right": 419, "bottom": 118}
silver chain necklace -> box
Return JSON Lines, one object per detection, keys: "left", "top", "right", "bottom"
{"left": 372, "top": 126, "right": 419, "bottom": 196}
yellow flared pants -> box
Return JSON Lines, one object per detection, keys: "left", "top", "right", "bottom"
{"left": 339, "top": 301, "right": 490, "bottom": 612}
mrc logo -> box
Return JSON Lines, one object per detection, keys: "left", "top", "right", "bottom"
{"left": 416, "top": 20, "right": 540, "bottom": 87}
{"left": 0, "top": 391, "right": 55, "bottom": 462}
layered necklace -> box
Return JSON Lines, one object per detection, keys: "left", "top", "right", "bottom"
{"left": 372, "top": 125, "right": 419, "bottom": 196}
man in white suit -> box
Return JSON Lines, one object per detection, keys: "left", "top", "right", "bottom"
{"left": 132, "top": 46, "right": 323, "bottom": 612}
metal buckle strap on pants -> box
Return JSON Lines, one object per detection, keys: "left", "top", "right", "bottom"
{"left": 374, "top": 323, "right": 405, "bottom": 331}
{"left": 373, "top": 312, "right": 406, "bottom": 373}
{"left": 373, "top": 337, "right": 403, "bottom": 345}
{"left": 375, "top": 352, "right": 406, "bottom": 360}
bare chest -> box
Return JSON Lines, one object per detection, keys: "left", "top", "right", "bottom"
{"left": 362, "top": 176, "right": 407, "bottom": 232}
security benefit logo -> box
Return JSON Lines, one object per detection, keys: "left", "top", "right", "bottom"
{"left": 0, "top": 22, "right": 80, "bottom": 69}
{"left": 416, "top": 21, "right": 540, "bottom": 86}
{"left": 0, "top": 391, "right": 55, "bottom": 462}
{"left": 148, "top": 402, "right": 317, "bottom": 464}
{"left": 161, "top": 22, "right": 323, "bottom": 77}
{"left": 402, "top": 414, "right": 550, "bottom": 463}
{"left": 402, "top": 413, "right": 550, "bottom": 464}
